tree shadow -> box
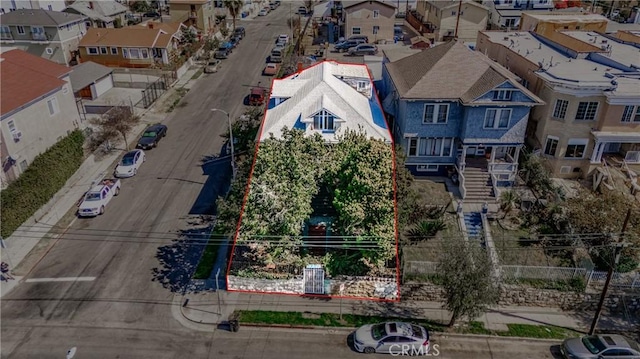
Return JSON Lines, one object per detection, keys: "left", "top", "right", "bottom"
{"left": 188, "top": 148, "right": 232, "bottom": 215}
{"left": 151, "top": 225, "right": 213, "bottom": 293}
{"left": 348, "top": 299, "right": 425, "bottom": 320}
{"left": 565, "top": 305, "right": 640, "bottom": 341}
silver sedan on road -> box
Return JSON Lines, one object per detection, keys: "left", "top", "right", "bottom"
{"left": 561, "top": 334, "right": 640, "bottom": 359}
{"left": 353, "top": 322, "right": 431, "bottom": 355}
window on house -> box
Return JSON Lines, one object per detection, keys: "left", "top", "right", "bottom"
{"left": 99, "top": 47, "right": 107, "bottom": 54}
{"left": 19, "top": 160, "right": 28, "bottom": 172}
{"left": 352, "top": 27, "right": 361, "bottom": 35}
{"left": 356, "top": 81, "right": 368, "bottom": 91}
{"left": 575, "top": 101, "right": 598, "bottom": 121}
{"left": 493, "top": 90, "right": 512, "bottom": 101}
{"left": 373, "top": 10, "right": 379, "bottom": 18}
{"left": 47, "top": 97, "right": 59, "bottom": 115}
{"left": 409, "top": 138, "right": 453, "bottom": 157}
{"left": 62, "top": 85, "right": 68, "bottom": 94}
{"left": 7, "top": 120, "right": 17, "bottom": 133}
{"left": 1, "top": 25, "right": 9, "bottom": 33}
{"left": 505, "top": 18, "right": 516, "bottom": 28}
{"left": 565, "top": 139, "right": 588, "bottom": 158}
{"left": 129, "top": 48, "right": 140, "bottom": 58}
{"left": 141, "top": 49, "right": 149, "bottom": 59}
{"left": 87, "top": 47, "right": 98, "bottom": 55}
{"left": 552, "top": 99, "right": 568, "bottom": 119}
{"left": 621, "top": 105, "right": 640, "bottom": 123}
{"left": 484, "top": 108, "right": 511, "bottom": 129}
{"left": 373, "top": 26, "right": 379, "bottom": 34}
{"left": 423, "top": 104, "right": 449, "bottom": 124}
{"left": 122, "top": 48, "right": 128, "bottom": 58}
{"left": 313, "top": 110, "right": 336, "bottom": 131}
{"left": 110, "top": 47, "right": 118, "bottom": 55}
{"left": 47, "top": 4, "right": 52, "bottom": 10}
{"left": 521, "top": 79, "right": 530, "bottom": 88}
{"left": 16, "top": 25, "right": 25, "bottom": 34}
{"left": 543, "top": 136, "right": 558, "bottom": 156}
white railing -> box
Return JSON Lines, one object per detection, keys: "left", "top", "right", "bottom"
{"left": 404, "top": 261, "right": 640, "bottom": 289}
{"left": 488, "top": 162, "right": 518, "bottom": 173}
{"left": 455, "top": 164, "right": 466, "bottom": 199}
{"left": 490, "top": 173, "right": 501, "bottom": 199}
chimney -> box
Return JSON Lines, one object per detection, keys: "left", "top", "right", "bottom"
{"left": 88, "top": 1, "right": 93, "bottom": 9}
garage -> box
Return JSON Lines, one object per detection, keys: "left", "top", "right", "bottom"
{"left": 69, "top": 61, "right": 114, "bottom": 100}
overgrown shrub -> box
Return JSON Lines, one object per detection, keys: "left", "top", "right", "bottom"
{"left": 1, "top": 130, "right": 85, "bottom": 237}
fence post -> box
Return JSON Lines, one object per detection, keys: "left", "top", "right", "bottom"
{"left": 586, "top": 270, "right": 594, "bottom": 287}
{"left": 632, "top": 275, "right": 639, "bottom": 290}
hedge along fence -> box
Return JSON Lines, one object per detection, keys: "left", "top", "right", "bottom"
{"left": 1, "top": 130, "right": 85, "bottom": 238}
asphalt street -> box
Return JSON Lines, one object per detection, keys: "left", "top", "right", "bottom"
{"left": 1, "top": 5, "right": 297, "bottom": 358}
{"left": 1, "top": 6, "right": 562, "bottom": 359}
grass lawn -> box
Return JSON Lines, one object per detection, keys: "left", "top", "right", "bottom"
{"left": 411, "top": 179, "right": 452, "bottom": 207}
{"left": 490, "top": 222, "right": 565, "bottom": 267}
{"left": 193, "top": 228, "right": 225, "bottom": 279}
{"left": 235, "top": 310, "right": 581, "bottom": 340}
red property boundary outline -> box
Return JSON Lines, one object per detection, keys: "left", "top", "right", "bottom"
{"left": 226, "top": 60, "right": 400, "bottom": 303}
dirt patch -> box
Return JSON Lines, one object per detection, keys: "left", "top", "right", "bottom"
{"left": 411, "top": 179, "right": 452, "bottom": 207}
{"left": 490, "top": 221, "right": 566, "bottom": 266}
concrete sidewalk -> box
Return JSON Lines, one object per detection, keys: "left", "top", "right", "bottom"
{"left": 175, "top": 290, "right": 633, "bottom": 334}
{"left": 0, "top": 79, "right": 183, "bottom": 298}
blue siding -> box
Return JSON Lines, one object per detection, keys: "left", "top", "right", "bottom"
{"left": 460, "top": 106, "right": 529, "bottom": 141}
{"left": 401, "top": 101, "right": 462, "bottom": 138}
{"left": 473, "top": 82, "right": 537, "bottom": 104}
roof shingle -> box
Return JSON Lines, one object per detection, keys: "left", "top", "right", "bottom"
{"left": 0, "top": 8, "right": 86, "bottom": 26}
{"left": 1, "top": 50, "right": 71, "bottom": 116}
{"left": 79, "top": 23, "right": 182, "bottom": 48}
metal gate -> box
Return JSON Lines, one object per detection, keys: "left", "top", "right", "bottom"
{"left": 303, "top": 265, "right": 325, "bottom": 294}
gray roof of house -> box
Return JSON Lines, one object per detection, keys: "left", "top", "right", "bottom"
{"left": 0, "top": 9, "right": 86, "bottom": 26}
{"left": 384, "top": 40, "right": 542, "bottom": 104}
{"left": 427, "top": 0, "right": 488, "bottom": 11}
{"left": 65, "top": 0, "right": 127, "bottom": 22}
{"left": 69, "top": 61, "right": 113, "bottom": 91}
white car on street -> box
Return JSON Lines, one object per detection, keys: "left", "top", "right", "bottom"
{"left": 78, "top": 178, "right": 121, "bottom": 217}
{"left": 114, "top": 149, "right": 145, "bottom": 178}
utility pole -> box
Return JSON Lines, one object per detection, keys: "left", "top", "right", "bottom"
{"left": 588, "top": 208, "right": 631, "bottom": 335}
{"left": 454, "top": 0, "right": 463, "bottom": 40}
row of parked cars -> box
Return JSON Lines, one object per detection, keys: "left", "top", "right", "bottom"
{"left": 334, "top": 35, "right": 378, "bottom": 56}
{"left": 258, "top": 1, "right": 281, "bottom": 16}
{"left": 214, "top": 26, "right": 246, "bottom": 60}
{"left": 77, "top": 124, "right": 168, "bottom": 217}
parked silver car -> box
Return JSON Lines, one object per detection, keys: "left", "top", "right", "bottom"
{"left": 561, "top": 335, "right": 640, "bottom": 359}
{"left": 347, "top": 44, "right": 378, "bottom": 56}
{"left": 353, "top": 322, "right": 430, "bottom": 355}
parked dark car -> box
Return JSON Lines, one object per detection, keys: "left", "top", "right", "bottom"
{"left": 137, "top": 124, "right": 167, "bottom": 150}
{"left": 347, "top": 44, "right": 378, "bottom": 56}
{"left": 233, "top": 26, "right": 246, "bottom": 39}
{"left": 214, "top": 46, "right": 231, "bottom": 59}
{"left": 230, "top": 36, "right": 241, "bottom": 47}
{"left": 143, "top": 11, "right": 161, "bottom": 18}
{"left": 334, "top": 39, "right": 364, "bottom": 52}
{"left": 348, "top": 35, "right": 369, "bottom": 43}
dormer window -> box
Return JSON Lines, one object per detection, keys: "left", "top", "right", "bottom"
{"left": 313, "top": 110, "right": 336, "bottom": 132}
{"left": 357, "top": 80, "right": 368, "bottom": 91}
{"left": 493, "top": 90, "right": 512, "bottom": 101}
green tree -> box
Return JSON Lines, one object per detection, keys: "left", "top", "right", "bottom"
{"left": 438, "top": 239, "right": 500, "bottom": 327}
{"left": 498, "top": 190, "right": 519, "bottom": 219}
{"left": 223, "top": 0, "right": 244, "bottom": 31}
{"left": 130, "top": 1, "right": 151, "bottom": 13}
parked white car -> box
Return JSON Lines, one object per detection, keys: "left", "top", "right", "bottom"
{"left": 78, "top": 178, "right": 121, "bottom": 217}
{"left": 114, "top": 149, "right": 145, "bottom": 178}
{"left": 276, "top": 34, "right": 289, "bottom": 46}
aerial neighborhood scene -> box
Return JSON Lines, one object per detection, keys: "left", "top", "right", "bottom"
{"left": 1, "top": 0, "right": 640, "bottom": 357}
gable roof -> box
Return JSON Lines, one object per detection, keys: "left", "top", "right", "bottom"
{"left": 385, "top": 41, "right": 542, "bottom": 104}
{"left": 344, "top": 0, "right": 396, "bottom": 10}
{"left": 1, "top": 50, "right": 71, "bottom": 116}
{"left": 79, "top": 23, "right": 183, "bottom": 48}
{"left": 65, "top": 0, "right": 127, "bottom": 22}
{"left": 427, "top": 0, "right": 488, "bottom": 11}
{"left": 69, "top": 61, "right": 113, "bottom": 91}
{"left": 0, "top": 8, "right": 86, "bottom": 26}
{"left": 262, "top": 61, "right": 391, "bottom": 142}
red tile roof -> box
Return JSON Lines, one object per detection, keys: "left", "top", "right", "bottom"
{"left": 1, "top": 50, "right": 71, "bottom": 115}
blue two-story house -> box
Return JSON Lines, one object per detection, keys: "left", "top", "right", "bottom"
{"left": 381, "top": 41, "right": 544, "bottom": 201}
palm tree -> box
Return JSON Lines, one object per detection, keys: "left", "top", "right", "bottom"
{"left": 499, "top": 190, "right": 519, "bottom": 219}
{"left": 223, "top": 0, "right": 244, "bottom": 31}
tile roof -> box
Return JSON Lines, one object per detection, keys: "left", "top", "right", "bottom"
{"left": 0, "top": 8, "right": 86, "bottom": 26}
{"left": 79, "top": 23, "right": 182, "bottom": 48}
{"left": 385, "top": 41, "right": 541, "bottom": 104}
{"left": 69, "top": 61, "right": 113, "bottom": 91}
{"left": 0, "top": 50, "right": 70, "bottom": 116}
{"left": 262, "top": 61, "right": 391, "bottom": 143}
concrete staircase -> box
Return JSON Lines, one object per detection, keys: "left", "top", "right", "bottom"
{"left": 463, "top": 212, "right": 485, "bottom": 247}
{"left": 463, "top": 165, "right": 495, "bottom": 202}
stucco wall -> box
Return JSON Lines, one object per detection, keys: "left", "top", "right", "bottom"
{"left": 598, "top": 102, "right": 640, "bottom": 133}
{"left": 344, "top": 2, "right": 395, "bottom": 42}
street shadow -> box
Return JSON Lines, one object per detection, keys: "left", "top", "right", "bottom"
{"left": 188, "top": 152, "right": 232, "bottom": 215}
{"left": 355, "top": 300, "right": 425, "bottom": 320}
{"left": 549, "top": 345, "right": 564, "bottom": 359}
{"left": 489, "top": 309, "right": 587, "bottom": 334}
{"left": 151, "top": 226, "right": 212, "bottom": 293}
{"left": 346, "top": 332, "right": 358, "bottom": 353}
{"left": 300, "top": 294, "right": 332, "bottom": 302}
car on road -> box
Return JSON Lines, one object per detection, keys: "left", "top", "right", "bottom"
{"left": 137, "top": 124, "right": 167, "bottom": 150}
{"left": 263, "top": 63, "right": 280, "bottom": 76}
{"left": 78, "top": 178, "right": 121, "bottom": 217}
{"left": 270, "top": 46, "right": 284, "bottom": 62}
{"left": 334, "top": 39, "right": 364, "bottom": 52}
{"left": 270, "top": 2, "right": 277, "bottom": 10}
{"left": 143, "top": 11, "right": 161, "bottom": 18}
{"left": 561, "top": 334, "right": 640, "bottom": 359}
{"left": 214, "top": 46, "right": 231, "bottom": 59}
{"left": 353, "top": 322, "right": 430, "bottom": 355}
{"left": 348, "top": 35, "right": 369, "bottom": 43}
{"left": 249, "top": 86, "right": 268, "bottom": 106}
{"left": 204, "top": 59, "right": 221, "bottom": 73}
{"left": 258, "top": 8, "right": 268, "bottom": 16}
{"left": 276, "top": 34, "right": 289, "bottom": 46}
{"left": 233, "top": 26, "right": 245, "bottom": 39}
{"left": 114, "top": 150, "right": 145, "bottom": 178}
{"left": 230, "top": 36, "right": 240, "bottom": 48}
{"left": 298, "top": 6, "right": 307, "bottom": 15}
{"left": 394, "top": 26, "right": 405, "bottom": 41}
{"left": 347, "top": 44, "right": 378, "bottom": 56}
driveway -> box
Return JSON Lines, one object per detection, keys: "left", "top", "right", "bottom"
{"left": 0, "top": 4, "right": 298, "bottom": 357}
